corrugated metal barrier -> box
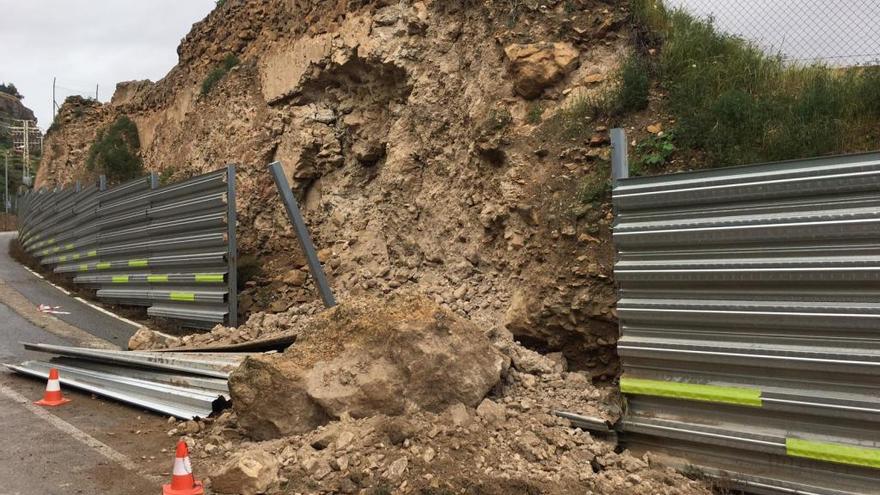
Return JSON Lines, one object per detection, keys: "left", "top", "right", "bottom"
{"left": 16, "top": 166, "right": 238, "bottom": 328}
{"left": 611, "top": 134, "right": 880, "bottom": 494}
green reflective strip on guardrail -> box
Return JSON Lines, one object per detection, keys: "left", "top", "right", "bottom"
{"left": 786, "top": 438, "right": 880, "bottom": 469}
{"left": 112, "top": 276, "right": 129, "bottom": 283}
{"left": 128, "top": 259, "right": 148, "bottom": 268}
{"left": 620, "top": 377, "right": 762, "bottom": 407}
{"left": 170, "top": 292, "right": 195, "bottom": 302}
{"left": 79, "top": 264, "right": 88, "bottom": 272}
{"left": 96, "top": 262, "right": 111, "bottom": 270}
{"left": 148, "top": 275, "right": 169, "bottom": 283}
{"left": 87, "top": 250, "right": 97, "bottom": 257}
{"left": 195, "top": 273, "right": 224, "bottom": 283}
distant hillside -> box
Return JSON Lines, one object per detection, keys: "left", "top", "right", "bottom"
{"left": 0, "top": 91, "right": 36, "bottom": 123}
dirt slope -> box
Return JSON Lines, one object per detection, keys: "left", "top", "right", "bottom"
{"left": 38, "top": 0, "right": 628, "bottom": 375}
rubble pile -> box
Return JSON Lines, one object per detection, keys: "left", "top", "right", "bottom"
{"left": 161, "top": 296, "right": 708, "bottom": 494}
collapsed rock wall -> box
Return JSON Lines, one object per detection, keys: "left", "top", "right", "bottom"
{"left": 37, "top": 0, "right": 628, "bottom": 376}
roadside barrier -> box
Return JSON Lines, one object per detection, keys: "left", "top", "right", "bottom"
{"left": 16, "top": 167, "right": 238, "bottom": 329}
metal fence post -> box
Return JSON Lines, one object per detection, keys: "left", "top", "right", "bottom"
{"left": 267, "top": 161, "right": 337, "bottom": 308}
{"left": 226, "top": 164, "right": 238, "bottom": 327}
{"left": 610, "top": 128, "right": 629, "bottom": 186}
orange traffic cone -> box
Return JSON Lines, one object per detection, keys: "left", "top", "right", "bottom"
{"left": 35, "top": 368, "right": 71, "bottom": 406}
{"left": 163, "top": 440, "right": 204, "bottom": 495}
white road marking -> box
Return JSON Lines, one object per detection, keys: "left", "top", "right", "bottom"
{"left": 0, "top": 381, "right": 162, "bottom": 483}
{"left": 22, "top": 265, "right": 70, "bottom": 295}
{"left": 73, "top": 296, "right": 141, "bottom": 329}
{"left": 19, "top": 262, "right": 139, "bottom": 329}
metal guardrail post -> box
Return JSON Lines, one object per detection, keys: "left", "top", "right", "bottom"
{"left": 99, "top": 175, "right": 107, "bottom": 191}
{"left": 610, "top": 128, "right": 629, "bottom": 186}
{"left": 149, "top": 171, "right": 159, "bottom": 190}
{"left": 225, "top": 164, "right": 238, "bottom": 327}
{"left": 267, "top": 161, "right": 337, "bottom": 308}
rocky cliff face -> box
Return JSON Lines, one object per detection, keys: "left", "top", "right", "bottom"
{"left": 0, "top": 92, "right": 36, "bottom": 123}
{"left": 37, "top": 0, "right": 629, "bottom": 376}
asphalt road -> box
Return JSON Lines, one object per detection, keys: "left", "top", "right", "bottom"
{"left": 0, "top": 232, "right": 139, "bottom": 347}
{"left": 0, "top": 230, "right": 175, "bottom": 494}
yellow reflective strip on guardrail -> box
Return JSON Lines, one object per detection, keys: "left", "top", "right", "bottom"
{"left": 148, "top": 275, "right": 168, "bottom": 283}
{"left": 52, "top": 247, "right": 60, "bottom": 253}
{"left": 59, "top": 255, "right": 67, "bottom": 262}
{"left": 786, "top": 438, "right": 880, "bottom": 469}
{"left": 620, "top": 377, "right": 762, "bottom": 407}
{"left": 128, "top": 259, "right": 148, "bottom": 268}
{"left": 112, "top": 276, "right": 129, "bottom": 283}
{"left": 195, "top": 273, "right": 224, "bottom": 283}
{"left": 65, "top": 243, "right": 74, "bottom": 250}
{"left": 79, "top": 264, "right": 88, "bottom": 271}
{"left": 87, "top": 250, "right": 97, "bottom": 257}
{"left": 73, "top": 254, "right": 80, "bottom": 260}
{"left": 170, "top": 292, "right": 195, "bottom": 302}
{"left": 96, "top": 262, "right": 111, "bottom": 269}
{"left": 40, "top": 249, "right": 48, "bottom": 256}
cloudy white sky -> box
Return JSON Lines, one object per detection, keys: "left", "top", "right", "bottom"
{"left": 668, "top": 0, "right": 880, "bottom": 65}
{"left": 1, "top": 1, "right": 878, "bottom": 129}
{"left": 0, "top": 1, "right": 216, "bottom": 128}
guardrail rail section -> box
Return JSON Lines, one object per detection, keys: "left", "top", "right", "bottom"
{"left": 612, "top": 152, "right": 880, "bottom": 494}
{"left": 16, "top": 166, "right": 238, "bottom": 328}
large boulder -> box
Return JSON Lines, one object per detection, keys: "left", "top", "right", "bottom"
{"left": 209, "top": 449, "right": 279, "bottom": 495}
{"left": 229, "top": 293, "right": 506, "bottom": 440}
{"left": 504, "top": 42, "right": 580, "bottom": 99}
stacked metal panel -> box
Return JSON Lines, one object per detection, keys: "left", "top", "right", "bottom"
{"left": 16, "top": 167, "right": 237, "bottom": 328}
{"left": 5, "top": 342, "right": 245, "bottom": 419}
{"left": 612, "top": 152, "right": 880, "bottom": 494}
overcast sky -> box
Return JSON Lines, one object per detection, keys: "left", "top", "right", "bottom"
{"left": 2, "top": 1, "right": 878, "bottom": 129}
{"left": 669, "top": 0, "right": 880, "bottom": 66}
{"left": 0, "top": 1, "right": 215, "bottom": 129}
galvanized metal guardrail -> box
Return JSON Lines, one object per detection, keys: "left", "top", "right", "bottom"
{"left": 611, "top": 131, "right": 880, "bottom": 494}
{"left": 16, "top": 167, "right": 238, "bottom": 328}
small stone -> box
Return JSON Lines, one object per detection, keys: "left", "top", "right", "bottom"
{"left": 476, "top": 399, "right": 507, "bottom": 425}
{"left": 384, "top": 457, "right": 408, "bottom": 480}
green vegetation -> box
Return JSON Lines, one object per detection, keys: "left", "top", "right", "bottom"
{"left": 201, "top": 54, "right": 240, "bottom": 96}
{"left": 633, "top": 131, "right": 676, "bottom": 175}
{"left": 215, "top": 0, "right": 226, "bottom": 7}
{"left": 633, "top": 0, "right": 880, "bottom": 166}
{"left": 526, "top": 102, "right": 544, "bottom": 124}
{"left": 85, "top": 116, "right": 144, "bottom": 184}
{"left": 0, "top": 83, "right": 22, "bottom": 99}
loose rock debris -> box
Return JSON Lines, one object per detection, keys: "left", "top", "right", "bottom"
{"left": 158, "top": 295, "right": 708, "bottom": 494}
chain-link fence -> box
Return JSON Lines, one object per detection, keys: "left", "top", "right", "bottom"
{"left": 668, "top": 0, "right": 880, "bottom": 67}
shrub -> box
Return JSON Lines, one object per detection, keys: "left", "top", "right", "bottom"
{"left": 526, "top": 102, "right": 544, "bottom": 124}
{"left": 85, "top": 116, "right": 143, "bottom": 184}
{"left": 618, "top": 56, "right": 651, "bottom": 113}
{"left": 633, "top": 131, "right": 676, "bottom": 175}
{"left": 201, "top": 54, "right": 240, "bottom": 96}
{"left": 638, "top": 1, "right": 880, "bottom": 167}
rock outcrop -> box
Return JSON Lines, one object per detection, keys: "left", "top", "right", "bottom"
{"left": 37, "top": 0, "right": 628, "bottom": 376}
{"left": 229, "top": 294, "right": 506, "bottom": 440}
{"left": 504, "top": 42, "right": 580, "bottom": 99}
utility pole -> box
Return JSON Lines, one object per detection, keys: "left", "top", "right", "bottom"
{"left": 95, "top": 84, "right": 99, "bottom": 100}
{"left": 4, "top": 151, "right": 8, "bottom": 214}
{"left": 9, "top": 119, "right": 39, "bottom": 186}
